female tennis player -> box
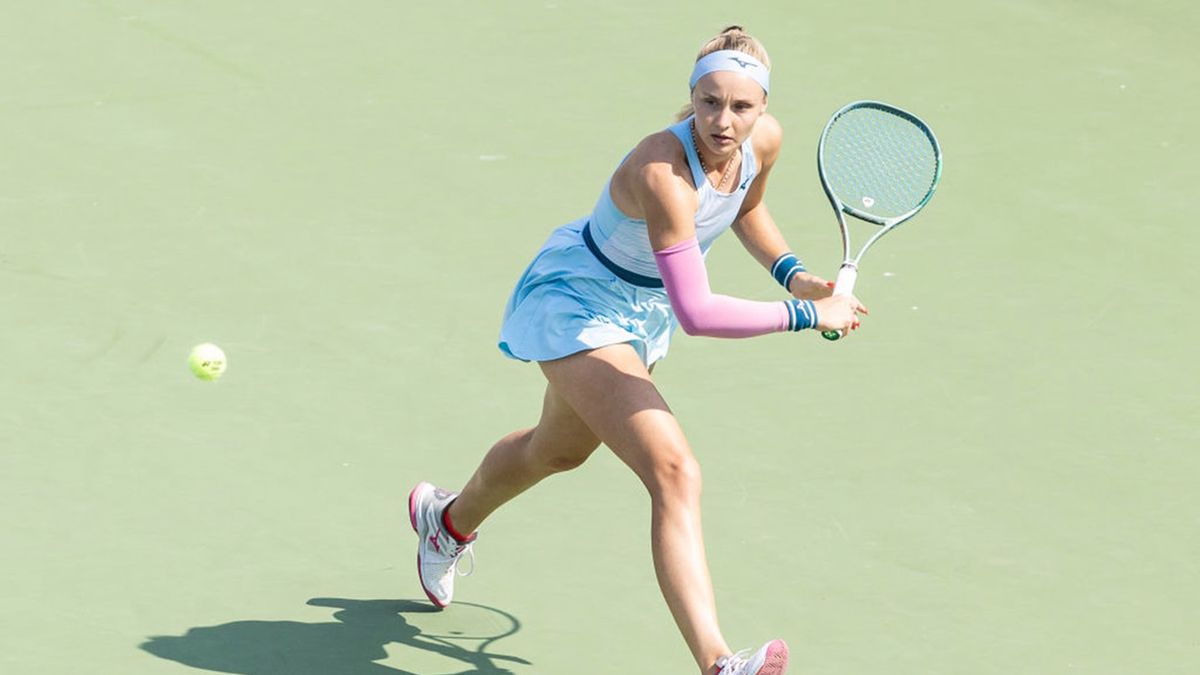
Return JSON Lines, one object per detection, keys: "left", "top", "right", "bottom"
{"left": 409, "top": 26, "right": 865, "bottom": 675}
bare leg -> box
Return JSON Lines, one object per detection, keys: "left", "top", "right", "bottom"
{"left": 538, "top": 345, "right": 730, "bottom": 673}
{"left": 447, "top": 384, "right": 602, "bottom": 535}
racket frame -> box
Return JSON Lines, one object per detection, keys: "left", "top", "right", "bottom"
{"left": 817, "top": 100, "right": 942, "bottom": 339}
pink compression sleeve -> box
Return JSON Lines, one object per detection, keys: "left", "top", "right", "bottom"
{"left": 653, "top": 236, "right": 789, "bottom": 338}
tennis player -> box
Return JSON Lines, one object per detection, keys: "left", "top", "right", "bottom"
{"left": 409, "top": 26, "right": 865, "bottom": 675}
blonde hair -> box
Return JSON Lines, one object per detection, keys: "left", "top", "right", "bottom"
{"left": 675, "top": 26, "right": 772, "bottom": 122}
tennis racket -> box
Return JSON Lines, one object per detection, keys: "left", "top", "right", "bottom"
{"left": 817, "top": 100, "right": 942, "bottom": 340}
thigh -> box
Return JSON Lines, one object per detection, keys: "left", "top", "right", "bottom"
{"left": 539, "top": 344, "right": 690, "bottom": 481}
{"left": 530, "top": 380, "right": 603, "bottom": 463}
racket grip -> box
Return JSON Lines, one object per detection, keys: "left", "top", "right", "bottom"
{"left": 821, "top": 264, "right": 858, "bottom": 341}
{"left": 830, "top": 264, "right": 858, "bottom": 296}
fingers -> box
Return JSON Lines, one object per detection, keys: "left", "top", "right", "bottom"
{"left": 845, "top": 295, "right": 864, "bottom": 332}
{"left": 846, "top": 293, "right": 869, "bottom": 315}
{"left": 813, "top": 294, "right": 866, "bottom": 336}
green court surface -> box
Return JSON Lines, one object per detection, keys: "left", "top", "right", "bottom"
{"left": 2, "top": 1, "right": 1196, "bottom": 673}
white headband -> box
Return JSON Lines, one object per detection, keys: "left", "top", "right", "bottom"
{"left": 688, "top": 49, "right": 770, "bottom": 94}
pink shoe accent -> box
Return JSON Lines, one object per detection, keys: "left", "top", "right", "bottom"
{"left": 408, "top": 481, "right": 452, "bottom": 609}
{"left": 716, "top": 640, "right": 790, "bottom": 675}
{"left": 759, "top": 640, "right": 789, "bottom": 675}
{"left": 408, "top": 482, "right": 425, "bottom": 532}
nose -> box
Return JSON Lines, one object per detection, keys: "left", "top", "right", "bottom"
{"left": 715, "top": 104, "right": 735, "bottom": 131}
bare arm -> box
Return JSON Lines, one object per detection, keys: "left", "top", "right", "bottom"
{"left": 609, "top": 125, "right": 861, "bottom": 337}
{"left": 619, "top": 131, "right": 819, "bottom": 336}
{"left": 731, "top": 115, "right": 834, "bottom": 301}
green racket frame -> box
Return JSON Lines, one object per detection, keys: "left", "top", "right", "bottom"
{"left": 817, "top": 100, "right": 943, "bottom": 341}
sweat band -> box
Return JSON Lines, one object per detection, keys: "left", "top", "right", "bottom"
{"left": 655, "top": 236, "right": 804, "bottom": 337}
{"left": 785, "top": 299, "right": 818, "bottom": 331}
{"left": 688, "top": 50, "right": 770, "bottom": 94}
{"left": 770, "top": 252, "right": 807, "bottom": 291}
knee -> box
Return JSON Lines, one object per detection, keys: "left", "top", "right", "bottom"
{"left": 646, "top": 447, "right": 702, "bottom": 503}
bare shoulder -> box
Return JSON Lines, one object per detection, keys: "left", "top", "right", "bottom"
{"left": 751, "top": 113, "right": 784, "bottom": 166}
{"left": 626, "top": 129, "right": 690, "bottom": 182}
{"left": 611, "top": 128, "right": 695, "bottom": 215}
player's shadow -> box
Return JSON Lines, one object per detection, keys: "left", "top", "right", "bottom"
{"left": 140, "top": 597, "right": 530, "bottom": 675}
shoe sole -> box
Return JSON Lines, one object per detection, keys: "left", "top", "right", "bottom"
{"left": 760, "top": 640, "right": 789, "bottom": 675}
{"left": 408, "top": 481, "right": 449, "bottom": 609}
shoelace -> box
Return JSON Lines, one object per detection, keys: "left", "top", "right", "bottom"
{"left": 451, "top": 543, "right": 475, "bottom": 577}
{"left": 437, "top": 533, "right": 476, "bottom": 577}
{"left": 714, "top": 649, "right": 752, "bottom": 674}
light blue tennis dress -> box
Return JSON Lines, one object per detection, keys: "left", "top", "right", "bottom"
{"left": 498, "top": 116, "right": 758, "bottom": 366}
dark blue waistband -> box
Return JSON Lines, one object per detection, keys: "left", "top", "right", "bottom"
{"left": 581, "top": 222, "right": 664, "bottom": 289}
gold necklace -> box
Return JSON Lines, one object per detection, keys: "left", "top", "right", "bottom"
{"left": 690, "top": 120, "right": 739, "bottom": 192}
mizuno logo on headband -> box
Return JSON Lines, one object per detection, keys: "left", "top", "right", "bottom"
{"left": 688, "top": 49, "right": 770, "bottom": 94}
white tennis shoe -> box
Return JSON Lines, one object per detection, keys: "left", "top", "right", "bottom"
{"left": 408, "top": 481, "right": 475, "bottom": 608}
{"left": 714, "top": 640, "right": 789, "bottom": 675}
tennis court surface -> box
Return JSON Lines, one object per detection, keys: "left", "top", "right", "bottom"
{"left": 2, "top": 2, "right": 1196, "bottom": 673}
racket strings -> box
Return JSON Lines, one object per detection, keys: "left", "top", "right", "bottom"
{"left": 822, "top": 106, "right": 939, "bottom": 220}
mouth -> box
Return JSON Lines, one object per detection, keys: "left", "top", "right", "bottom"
{"left": 710, "top": 133, "right": 735, "bottom": 145}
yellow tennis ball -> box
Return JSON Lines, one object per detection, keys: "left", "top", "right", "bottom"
{"left": 188, "top": 343, "right": 227, "bottom": 381}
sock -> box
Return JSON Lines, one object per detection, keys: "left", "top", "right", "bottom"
{"left": 440, "top": 499, "right": 477, "bottom": 544}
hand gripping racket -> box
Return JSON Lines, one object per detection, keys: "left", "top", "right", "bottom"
{"left": 817, "top": 101, "right": 942, "bottom": 340}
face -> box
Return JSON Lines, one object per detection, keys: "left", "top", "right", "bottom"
{"left": 690, "top": 70, "right": 768, "bottom": 155}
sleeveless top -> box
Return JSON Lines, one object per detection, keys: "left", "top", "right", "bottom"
{"left": 582, "top": 116, "right": 758, "bottom": 288}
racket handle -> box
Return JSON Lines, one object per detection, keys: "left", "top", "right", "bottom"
{"left": 821, "top": 264, "right": 858, "bottom": 341}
